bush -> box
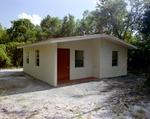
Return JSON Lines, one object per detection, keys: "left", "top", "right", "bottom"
{"left": 6, "top": 42, "right": 25, "bottom": 67}
{"left": 0, "top": 42, "right": 25, "bottom": 68}
{"left": 0, "top": 46, "right": 11, "bottom": 67}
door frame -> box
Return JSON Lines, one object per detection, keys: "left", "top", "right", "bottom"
{"left": 57, "top": 48, "right": 70, "bottom": 81}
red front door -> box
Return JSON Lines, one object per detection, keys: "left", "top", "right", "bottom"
{"left": 57, "top": 49, "right": 70, "bottom": 81}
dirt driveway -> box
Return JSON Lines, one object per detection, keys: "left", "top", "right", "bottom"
{"left": 0, "top": 69, "right": 150, "bottom": 119}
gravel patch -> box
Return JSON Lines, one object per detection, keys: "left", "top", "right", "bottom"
{"left": 0, "top": 69, "right": 150, "bottom": 119}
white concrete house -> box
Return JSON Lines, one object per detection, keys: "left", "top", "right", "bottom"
{"left": 17, "top": 34, "right": 137, "bottom": 86}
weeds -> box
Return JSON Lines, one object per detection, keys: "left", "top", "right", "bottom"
{"left": 0, "top": 86, "right": 5, "bottom": 96}
{"left": 0, "top": 87, "right": 5, "bottom": 91}
{"left": 36, "top": 111, "right": 40, "bottom": 114}
{"left": 17, "top": 97, "right": 26, "bottom": 101}
{"left": 137, "top": 109, "right": 146, "bottom": 114}
{"left": 132, "top": 114, "right": 143, "bottom": 119}
{"left": 3, "top": 97, "right": 8, "bottom": 99}
{"left": 0, "top": 79, "right": 4, "bottom": 81}
{"left": 22, "top": 105, "right": 27, "bottom": 108}
{"left": 94, "top": 107, "right": 100, "bottom": 112}
{"left": 75, "top": 110, "right": 81, "bottom": 114}
{"left": 78, "top": 116, "right": 83, "bottom": 119}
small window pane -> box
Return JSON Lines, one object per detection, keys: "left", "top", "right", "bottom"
{"left": 112, "top": 51, "right": 118, "bottom": 66}
{"left": 35, "top": 50, "right": 39, "bottom": 66}
{"left": 36, "top": 50, "right": 39, "bottom": 57}
{"left": 75, "top": 51, "right": 84, "bottom": 58}
{"left": 75, "top": 59, "right": 84, "bottom": 67}
{"left": 75, "top": 50, "right": 84, "bottom": 67}
{"left": 26, "top": 58, "right": 29, "bottom": 64}
{"left": 26, "top": 51, "right": 29, "bottom": 64}
{"left": 36, "top": 59, "right": 39, "bottom": 66}
{"left": 112, "top": 51, "right": 117, "bottom": 58}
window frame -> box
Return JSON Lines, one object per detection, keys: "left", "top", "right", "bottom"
{"left": 75, "top": 50, "right": 84, "bottom": 68}
{"left": 26, "top": 51, "right": 29, "bottom": 64}
{"left": 35, "top": 50, "right": 39, "bottom": 66}
{"left": 112, "top": 51, "right": 118, "bottom": 66}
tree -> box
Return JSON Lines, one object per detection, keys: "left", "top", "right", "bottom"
{"left": 6, "top": 42, "right": 24, "bottom": 66}
{"left": 40, "top": 15, "right": 62, "bottom": 38}
{"left": 33, "top": 25, "right": 47, "bottom": 41}
{"left": 128, "top": 5, "right": 150, "bottom": 70}
{"left": 95, "top": 0, "right": 130, "bottom": 39}
{"left": 7, "top": 19, "right": 36, "bottom": 43}
{"left": 141, "top": 6, "right": 150, "bottom": 37}
{"left": 75, "top": 10, "right": 97, "bottom": 36}
{"left": 60, "top": 14, "right": 75, "bottom": 37}
{"left": 0, "top": 44, "right": 11, "bottom": 67}
{"left": 94, "top": 0, "right": 148, "bottom": 40}
{"left": 0, "top": 24, "right": 10, "bottom": 44}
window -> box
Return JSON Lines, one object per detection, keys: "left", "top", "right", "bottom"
{"left": 75, "top": 50, "right": 84, "bottom": 67}
{"left": 26, "top": 51, "right": 29, "bottom": 64}
{"left": 35, "top": 50, "right": 39, "bottom": 66}
{"left": 112, "top": 51, "right": 118, "bottom": 66}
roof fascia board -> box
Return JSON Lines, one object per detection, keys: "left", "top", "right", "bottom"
{"left": 17, "top": 35, "right": 137, "bottom": 49}
{"left": 106, "top": 35, "right": 138, "bottom": 49}
{"left": 50, "top": 35, "right": 104, "bottom": 43}
{"left": 17, "top": 35, "right": 104, "bottom": 49}
{"left": 17, "top": 40, "right": 52, "bottom": 49}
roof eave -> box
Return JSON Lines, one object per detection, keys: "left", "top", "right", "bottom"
{"left": 17, "top": 35, "right": 104, "bottom": 48}
{"left": 106, "top": 35, "right": 138, "bottom": 49}
{"left": 50, "top": 35, "right": 104, "bottom": 43}
{"left": 17, "top": 34, "right": 138, "bottom": 50}
{"left": 17, "top": 40, "right": 52, "bottom": 49}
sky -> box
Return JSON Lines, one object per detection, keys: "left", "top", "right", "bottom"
{"left": 0, "top": 0, "right": 99, "bottom": 28}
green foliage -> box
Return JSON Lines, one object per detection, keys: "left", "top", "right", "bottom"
{"left": 128, "top": 5, "right": 150, "bottom": 70}
{"left": 6, "top": 42, "right": 25, "bottom": 67}
{"left": 0, "top": 41, "right": 25, "bottom": 68}
{"left": 141, "top": 6, "right": 150, "bottom": 37}
{"left": 0, "top": 46, "right": 11, "bottom": 67}
{"left": 34, "top": 25, "right": 47, "bottom": 41}
{"left": 60, "top": 14, "right": 75, "bottom": 37}
{"left": 75, "top": 10, "right": 96, "bottom": 35}
{"left": 0, "top": 24, "right": 10, "bottom": 44}
{"left": 7, "top": 18, "right": 36, "bottom": 43}
{"left": 40, "top": 15, "right": 62, "bottom": 38}
{"left": 22, "top": 105, "right": 27, "bottom": 108}
{"left": 0, "top": 0, "right": 150, "bottom": 70}
{"left": 94, "top": 0, "right": 132, "bottom": 39}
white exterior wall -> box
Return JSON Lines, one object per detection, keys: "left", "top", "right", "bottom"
{"left": 92, "top": 39, "right": 101, "bottom": 78}
{"left": 23, "top": 43, "right": 57, "bottom": 86}
{"left": 100, "top": 39, "right": 127, "bottom": 78}
{"left": 58, "top": 40, "right": 93, "bottom": 80}
{"left": 22, "top": 38, "right": 128, "bottom": 86}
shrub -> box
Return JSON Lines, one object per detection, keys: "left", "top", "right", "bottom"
{"left": 0, "top": 45, "right": 11, "bottom": 67}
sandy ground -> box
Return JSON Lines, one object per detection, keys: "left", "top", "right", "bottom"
{"left": 0, "top": 69, "right": 150, "bottom": 119}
